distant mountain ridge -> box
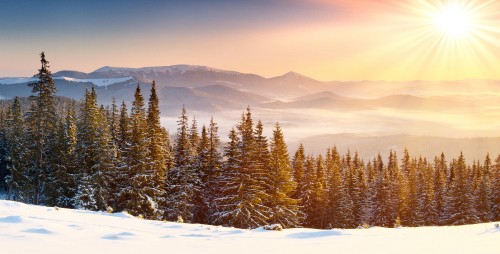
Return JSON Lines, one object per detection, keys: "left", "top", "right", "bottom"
{"left": 1, "top": 64, "right": 499, "bottom": 158}
{"left": 2, "top": 64, "right": 500, "bottom": 112}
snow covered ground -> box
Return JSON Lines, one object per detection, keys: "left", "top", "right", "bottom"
{"left": 0, "top": 200, "right": 498, "bottom": 254}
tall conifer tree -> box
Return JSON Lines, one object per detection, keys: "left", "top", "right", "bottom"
{"left": 24, "top": 52, "right": 58, "bottom": 204}
{"left": 267, "top": 123, "right": 299, "bottom": 228}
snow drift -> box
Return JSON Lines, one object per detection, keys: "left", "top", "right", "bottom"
{"left": 0, "top": 200, "right": 498, "bottom": 254}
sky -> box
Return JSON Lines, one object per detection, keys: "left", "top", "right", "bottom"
{"left": 1, "top": 0, "right": 500, "bottom": 81}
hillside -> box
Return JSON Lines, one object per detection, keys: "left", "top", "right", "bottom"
{"left": 0, "top": 200, "right": 498, "bottom": 254}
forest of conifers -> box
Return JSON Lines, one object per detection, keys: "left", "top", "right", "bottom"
{"left": 0, "top": 53, "right": 498, "bottom": 229}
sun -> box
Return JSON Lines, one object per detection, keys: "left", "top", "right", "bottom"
{"left": 432, "top": 3, "right": 475, "bottom": 39}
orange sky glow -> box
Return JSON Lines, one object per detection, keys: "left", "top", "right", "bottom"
{"left": 1, "top": 0, "right": 500, "bottom": 81}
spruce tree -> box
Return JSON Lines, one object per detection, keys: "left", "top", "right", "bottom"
{"left": 4, "top": 97, "right": 27, "bottom": 201}
{"left": 114, "top": 101, "right": 132, "bottom": 211}
{"left": 109, "top": 97, "right": 119, "bottom": 144}
{"left": 213, "top": 109, "right": 270, "bottom": 228}
{"left": 231, "top": 108, "right": 270, "bottom": 228}
{"left": 50, "top": 104, "right": 78, "bottom": 208}
{"left": 75, "top": 88, "right": 113, "bottom": 211}
{"left": 475, "top": 154, "right": 492, "bottom": 222}
{"left": 205, "top": 118, "right": 223, "bottom": 223}
{"left": 445, "top": 153, "right": 478, "bottom": 225}
{"left": 291, "top": 144, "right": 306, "bottom": 202}
{"left": 253, "top": 120, "right": 272, "bottom": 217}
{"left": 326, "top": 147, "right": 353, "bottom": 228}
{"left": 267, "top": 123, "right": 299, "bottom": 228}
{"left": 144, "top": 81, "right": 168, "bottom": 219}
{"left": 491, "top": 154, "right": 500, "bottom": 221}
{"left": 192, "top": 125, "right": 210, "bottom": 223}
{"left": 166, "top": 106, "right": 198, "bottom": 222}
{"left": 0, "top": 109, "right": 9, "bottom": 196}
{"left": 350, "top": 151, "right": 365, "bottom": 226}
{"left": 123, "top": 84, "right": 164, "bottom": 218}
{"left": 24, "top": 52, "right": 59, "bottom": 204}
{"left": 373, "top": 153, "right": 394, "bottom": 227}
{"left": 361, "top": 160, "right": 377, "bottom": 226}
{"left": 434, "top": 153, "right": 448, "bottom": 225}
{"left": 212, "top": 128, "right": 242, "bottom": 226}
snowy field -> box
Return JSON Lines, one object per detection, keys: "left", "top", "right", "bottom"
{"left": 0, "top": 200, "right": 498, "bottom": 254}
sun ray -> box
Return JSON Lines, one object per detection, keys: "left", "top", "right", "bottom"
{"left": 373, "top": 0, "right": 500, "bottom": 80}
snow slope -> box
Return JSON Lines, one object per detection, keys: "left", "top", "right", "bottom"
{"left": 0, "top": 200, "right": 498, "bottom": 254}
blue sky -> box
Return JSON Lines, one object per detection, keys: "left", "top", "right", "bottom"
{"left": 0, "top": 0, "right": 341, "bottom": 77}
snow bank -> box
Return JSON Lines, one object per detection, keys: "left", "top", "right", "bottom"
{"left": 0, "top": 200, "right": 498, "bottom": 254}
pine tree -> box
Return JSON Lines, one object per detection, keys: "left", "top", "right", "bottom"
{"left": 166, "top": 106, "right": 198, "bottom": 222}
{"left": 326, "top": 147, "right": 353, "bottom": 228}
{"left": 75, "top": 87, "right": 113, "bottom": 211}
{"left": 143, "top": 81, "right": 168, "bottom": 219}
{"left": 75, "top": 88, "right": 100, "bottom": 210}
{"left": 188, "top": 116, "right": 204, "bottom": 223}
{"left": 292, "top": 144, "right": 306, "bottom": 201}
{"left": 50, "top": 104, "right": 78, "bottom": 208}
{"left": 232, "top": 108, "right": 270, "bottom": 228}
{"left": 475, "top": 154, "right": 492, "bottom": 222}
{"left": 445, "top": 153, "right": 478, "bottom": 225}
{"left": 109, "top": 97, "right": 119, "bottom": 144}
{"left": 212, "top": 128, "right": 242, "bottom": 226}
{"left": 192, "top": 125, "right": 210, "bottom": 223}
{"left": 122, "top": 84, "right": 165, "bottom": 219}
{"left": 205, "top": 118, "right": 223, "bottom": 223}
{"left": 253, "top": 120, "right": 272, "bottom": 217}
{"left": 491, "top": 154, "right": 500, "bottom": 221}
{"left": 434, "top": 153, "right": 448, "bottom": 225}
{"left": 361, "top": 160, "right": 377, "bottom": 226}
{"left": 118, "top": 101, "right": 131, "bottom": 153}
{"left": 300, "top": 155, "right": 318, "bottom": 228}
{"left": 373, "top": 153, "right": 394, "bottom": 227}
{"left": 24, "top": 52, "right": 59, "bottom": 204}
{"left": 386, "top": 150, "right": 401, "bottom": 227}
{"left": 350, "top": 151, "right": 365, "bottom": 226}
{"left": 0, "top": 109, "right": 9, "bottom": 196}
{"left": 267, "top": 123, "right": 299, "bottom": 228}
{"left": 212, "top": 109, "right": 270, "bottom": 228}
{"left": 309, "top": 155, "right": 327, "bottom": 228}
{"left": 114, "top": 101, "right": 132, "bottom": 212}
{"left": 421, "top": 161, "right": 438, "bottom": 225}
{"left": 402, "top": 157, "right": 418, "bottom": 226}
{"left": 4, "top": 97, "right": 28, "bottom": 201}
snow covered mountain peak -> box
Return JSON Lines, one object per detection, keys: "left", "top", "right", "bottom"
{"left": 92, "top": 65, "right": 241, "bottom": 76}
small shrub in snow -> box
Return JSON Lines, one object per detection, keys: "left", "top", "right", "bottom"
{"left": 394, "top": 217, "right": 402, "bottom": 228}
{"left": 176, "top": 215, "right": 184, "bottom": 223}
{"left": 54, "top": 207, "right": 59, "bottom": 211}
{"left": 494, "top": 223, "right": 499, "bottom": 229}
{"left": 262, "top": 224, "right": 283, "bottom": 231}
{"left": 361, "top": 223, "right": 370, "bottom": 229}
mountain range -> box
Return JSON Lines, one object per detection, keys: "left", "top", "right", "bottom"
{"left": 1, "top": 65, "right": 499, "bottom": 161}
{"left": 2, "top": 65, "right": 499, "bottom": 112}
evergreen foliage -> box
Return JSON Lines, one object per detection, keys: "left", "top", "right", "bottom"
{"left": 2, "top": 52, "right": 499, "bottom": 230}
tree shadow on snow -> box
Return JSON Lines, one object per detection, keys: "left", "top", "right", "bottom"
{"left": 286, "top": 230, "right": 346, "bottom": 239}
